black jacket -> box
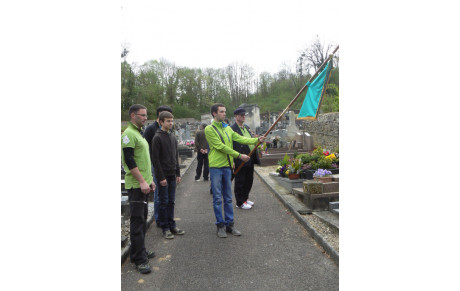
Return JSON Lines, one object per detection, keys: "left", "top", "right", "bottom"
{"left": 231, "top": 123, "right": 260, "bottom": 168}
{"left": 151, "top": 129, "right": 180, "bottom": 181}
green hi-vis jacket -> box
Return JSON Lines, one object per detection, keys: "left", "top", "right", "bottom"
{"left": 121, "top": 122, "right": 153, "bottom": 189}
{"left": 204, "top": 120, "right": 258, "bottom": 168}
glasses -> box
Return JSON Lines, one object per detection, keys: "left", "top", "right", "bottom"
{"left": 135, "top": 114, "right": 148, "bottom": 118}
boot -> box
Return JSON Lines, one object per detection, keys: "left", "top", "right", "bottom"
{"left": 226, "top": 223, "right": 241, "bottom": 236}
{"left": 216, "top": 223, "right": 227, "bottom": 238}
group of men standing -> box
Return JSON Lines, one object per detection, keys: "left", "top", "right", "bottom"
{"left": 121, "top": 103, "right": 264, "bottom": 274}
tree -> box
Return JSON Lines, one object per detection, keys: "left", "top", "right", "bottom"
{"left": 296, "top": 36, "right": 335, "bottom": 76}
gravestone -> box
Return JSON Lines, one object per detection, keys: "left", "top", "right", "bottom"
{"left": 287, "top": 111, "right": 299, "bottom": 137}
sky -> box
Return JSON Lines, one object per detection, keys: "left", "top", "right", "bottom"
{"left": 121, "top": 0, "right": 340, "bottom": 74}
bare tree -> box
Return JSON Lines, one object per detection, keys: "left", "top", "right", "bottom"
{"left": 296, "top": 36, "right": 334, "bottom": 76}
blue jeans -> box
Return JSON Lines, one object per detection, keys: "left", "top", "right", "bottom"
{"left": 152, "top": 164, "right": 159, "bottom": 223}
{"left": 210, "top": 167, "right": 234, "bottom": 226}
{"left": 158, "top": 176, "right": 177, "bottom": 232}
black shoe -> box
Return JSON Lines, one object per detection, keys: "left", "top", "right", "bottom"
{"left": 146, "top": 250, "right": 156, "bottom": 259}
{"left": 204, "top": 178, "right": 209, "bottom": 181}
{"left": 170, "top": 227, "right": 185, "bottom": 235}
{"left": 136, "top": 262, "right": 151, "bottom": 274}
{"left": 226, "top": 223, "right": 242, "bottom": 236}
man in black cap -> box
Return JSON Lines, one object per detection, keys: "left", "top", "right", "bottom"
{"left": 231, "top": 107, "right": 260, "bottom": 210}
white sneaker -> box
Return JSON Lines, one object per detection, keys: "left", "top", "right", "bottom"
{"left": 195, "top": 179, "right": 200, "bottom": 182}
{"left": 236, "top": 202, "right": 252, "bottom": 209}
{"left": 246, "top": 200, "right": 254, "bottom": 206}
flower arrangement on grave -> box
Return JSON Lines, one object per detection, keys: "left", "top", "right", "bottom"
{"left": 276, "top": 165, "right": 288, "bottom": 177}
{"left": 313, "top": 168, "right": 333, "bottom": 182}
{"left": 287, "top": 158, "right": 302, "bottom": 175}
{"left": 313, "top": 168, "right": 332, "bottom": 178}
{"left": 276, "top": 154, "right": 290, "bottom": 177}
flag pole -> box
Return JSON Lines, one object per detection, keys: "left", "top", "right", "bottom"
{"left": 233, "top": 45, "right": 339, "bottom": 178}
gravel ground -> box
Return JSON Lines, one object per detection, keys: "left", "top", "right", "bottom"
{"left": 255, "top": 165, "right": 339, "bottom": 254}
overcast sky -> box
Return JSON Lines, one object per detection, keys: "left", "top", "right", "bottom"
{"left": 121, "top": 0, "right": 340, "bottom": 74}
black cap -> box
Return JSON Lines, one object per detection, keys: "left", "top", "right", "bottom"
{"left": 233, "top": 108, "right": 246, "bottom": 115}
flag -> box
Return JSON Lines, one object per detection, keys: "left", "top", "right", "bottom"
{"left": 297, "top": 60, "right": 333, "bottom": 120}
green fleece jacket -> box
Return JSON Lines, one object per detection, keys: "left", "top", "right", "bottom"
{"left": 204, "top": 120, "right": 258, "bottom": 168}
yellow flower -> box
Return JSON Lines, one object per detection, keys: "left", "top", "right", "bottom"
{"left": 285, "top": 170, "right": 290, "bottom": 175}
{"left": 325, "top": 153, "right": 336, "bottom": 160}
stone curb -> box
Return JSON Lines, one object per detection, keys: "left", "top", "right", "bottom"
{"left": 121, "top": 154, "right": 197, "bottom": 265}
{"left": 254, "top": 167, "right": 339, "bottom": 266}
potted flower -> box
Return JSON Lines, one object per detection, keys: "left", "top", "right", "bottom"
{"left": 300, "top": 163, "right": 314, "bottom": 179}
{"left": 276, "top": 165, "right": 288, "bottom": 177}
{"left": 287, "top": 159, "right": 301, "bottom": 180}
{"left": 313, "top": 168, "right": 333, "bottom": 183}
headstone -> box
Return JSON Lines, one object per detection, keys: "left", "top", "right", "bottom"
{"left": 287, "top": 111, "right": 299, "bottom": 137}
{"left": 303, "top": 132, "right": 314, "bottom": 151}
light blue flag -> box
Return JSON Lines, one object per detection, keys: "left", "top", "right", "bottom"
{"left": 298, "top": 61, "right": 332, "bottom": 119}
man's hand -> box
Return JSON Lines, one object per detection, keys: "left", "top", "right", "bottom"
{"left": 176, "top": 177, "right": 181, "bottom": 184}
{"left": 160, "top": 179, "right": 167, "bottom": 186}
{"left": 258, "top": 136, "right": 266, "bottom": 143}
{"left": 140, "top": 181, "right": 150, "bottom": 194}
{"left": 240, "top": 154, "right": 250, "bottom": 162}
{"left": 150, "top": 182, "right": 156, "bottom": 192}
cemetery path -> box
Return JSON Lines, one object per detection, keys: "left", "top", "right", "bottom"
{"left": 121, "top": 159, "right": 339, "bottom": 290}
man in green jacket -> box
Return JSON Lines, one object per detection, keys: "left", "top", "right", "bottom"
{"left": 121, "top": 104, "right": 156, "bottom": 274}
{"left": 205, "top": 103, "right": 265, "bottom": 238}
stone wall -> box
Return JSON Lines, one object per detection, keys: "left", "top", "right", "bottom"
{"left": 301, "top": 112, "right": 339, "bottom": 151}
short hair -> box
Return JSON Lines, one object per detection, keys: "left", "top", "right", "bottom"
{"left": 156, "top": 105, "right": 173, "bottom": 117}
{"left": 128, "top": 104, "right": 146, "bottom": 116}
{"left": 200, "top": 123, "right": 207, "bottom": 130}
{"left": 159, "top": 111, "right": 174, "bottom": 123}
{"left": 210, "top": 103, "right": 225, "bottom": 118}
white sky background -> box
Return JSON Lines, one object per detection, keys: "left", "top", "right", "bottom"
{"left": 121, "top": 0, "right": 340, "bottom": 74}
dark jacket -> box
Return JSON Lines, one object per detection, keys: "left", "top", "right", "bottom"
{"left": 231, "top": 123, "right": 260, "bottom": 168}
{"left": 194, "top": 129, "right": 208, "bottom": 152}
{"left": 151, "top": 129, "right": 180, "bottom": 181}
{"left": 143, "top": 121, "right": 160, "bottom": 161}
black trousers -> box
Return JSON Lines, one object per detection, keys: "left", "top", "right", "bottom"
{"left": 233, "top": 164, "right": 254, "bottom": 206}
{"left": 128, "top": 188, "right": 149, "bottom": 265}
{"left": 195, "top": 152, "right": 209, "bottom": 180}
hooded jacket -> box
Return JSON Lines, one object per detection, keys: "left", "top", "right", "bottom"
{"left": 151, "top": 129, "right": 180, "bottom": 181}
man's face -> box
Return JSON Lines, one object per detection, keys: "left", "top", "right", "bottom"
{"left": 132, "top": 109, "right": 148, "bottom": 128}
{"left": 235, "top": 113, "right": 246, "bottom": 124}
{"left": 214, "top": 106, "right": 226, "bottom": 122}
{"left": 161, "top": 118, "right": 174, "bottom": 131}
